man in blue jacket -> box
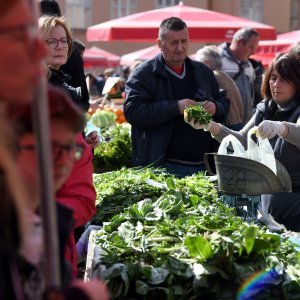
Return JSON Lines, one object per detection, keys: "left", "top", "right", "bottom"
{"left": 124, "top": 17, "right": 229, "bottom": 177}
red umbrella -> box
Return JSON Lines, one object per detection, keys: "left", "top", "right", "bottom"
{"left": 120, "top": 45, "right": 160, "bottom": 66}
{"left": 83, "top": 46, "right": 120, "bottom": 68}
{"left": 250, "top": 53, "right": 277, "bottom": 68}
{"left": 255, "top": 30, "right": 300, "bottom": 55}
{"left": 121, "top": 45, "right": 197, "bottom": 66}
{"left": 87, "top": 1, "right": 276, "bottom": 42}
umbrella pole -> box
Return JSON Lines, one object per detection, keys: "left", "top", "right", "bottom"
{"left": 32, "top": 75, "right": 61, "bottom": 289}
{"left": 29, "top": 0, "right": 61, "bottom": 289}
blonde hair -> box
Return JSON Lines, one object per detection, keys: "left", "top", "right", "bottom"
{"left": 38, "top": 15, "right": 73, "bottom": 58}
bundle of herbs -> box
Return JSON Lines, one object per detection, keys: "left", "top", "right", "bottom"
{"left": 90, "top": 170, "right": 300, "bottom": 299}
{"left": 184, "top": 105, "right": 212, "bottom": 124}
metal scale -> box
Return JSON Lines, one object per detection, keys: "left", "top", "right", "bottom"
{"left": 204, "top": 154, "right": 292, "bottom": 221}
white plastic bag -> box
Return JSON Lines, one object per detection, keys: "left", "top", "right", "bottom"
{"left": 218, "top": 127, "right": 277, "bottom": 175}
{"left": 218, "top": 134, "right": 248, "bottom": 158}
{"left": 247, "top": 127, "right": 277, "bottom": 175}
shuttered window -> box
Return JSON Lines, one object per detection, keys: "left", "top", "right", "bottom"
{"left": 240, "top": 0, "right": 262, "bottom": 22}
{"left": 111, "top": 0, "right": 137, "bottom": 18}
{"left": 65, "top": 0, "right": 92, "bottom": 29}
{"left": 156, "top": 0, "right": 180, "bottom": 8}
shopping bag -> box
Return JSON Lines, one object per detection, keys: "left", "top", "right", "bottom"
{"left": 217, "top": 127, "right": 277, "bottom": 175}
{"left": 247, "top": 127, "right": 277, "bottom": 175}
{"left": 218, "top": 134, "right": 248, "bottom": 158}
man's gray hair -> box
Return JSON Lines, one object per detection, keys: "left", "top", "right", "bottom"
{"left": 158, "top": 17, "right": 187, "bottom": 40}
{"left": 233, "top": 27, "right": 259, "bottom": 43}
{"left": 195, "top": 45, "right": 222, "bottom": 70}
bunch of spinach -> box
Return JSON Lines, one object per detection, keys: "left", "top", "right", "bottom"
{"left": 91, "top": 167, "right": 173, "bottom": 224}
{"left": 184, "top": 105, "right": 212, "bottom": 124}
{"left": 93, "top": 124, "right": 132, "bottom": 173}
{"left": 91, "top": 171, "right": 300, "bottom": 299}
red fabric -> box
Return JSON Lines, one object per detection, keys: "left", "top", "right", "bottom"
{"left": 168, "top": 64, "right": 183, "bottom": 75}
{"left": 87, "top": 3, "right": 276, "bottom": 42}
{"left": 56, "top": 133, "right": 96, "bottom": 276}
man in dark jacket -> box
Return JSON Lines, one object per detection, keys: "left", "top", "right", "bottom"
{"left": 124, "top": 17, "right": 229, "bottom": 177}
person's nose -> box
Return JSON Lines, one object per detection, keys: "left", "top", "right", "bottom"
{"left": 55, "top": 40, "right": 66, "bottom": 49}
{"left": 176, "top": 42, "right": 184, "bottom": 51}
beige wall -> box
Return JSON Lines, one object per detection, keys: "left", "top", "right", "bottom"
{"left": 264, "top": 0, "right": 291, "bottom": 33}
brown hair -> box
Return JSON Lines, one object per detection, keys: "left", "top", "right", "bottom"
{"left": 38, "top": 15, "right": 73, "bottom": 58}
{"left": 261, "top": 53, "right": 300, "bottom": 100}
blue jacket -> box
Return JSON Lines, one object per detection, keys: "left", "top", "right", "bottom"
{"left": 124, "top": 54, "right": 229, "bottom": 166}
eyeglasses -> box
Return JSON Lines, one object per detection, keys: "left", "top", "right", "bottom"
{"left": 45, "top": 38, "right": 69, "bottom": 49}
{"left": 19, "top": 142, "right": 84, "bottom": 161}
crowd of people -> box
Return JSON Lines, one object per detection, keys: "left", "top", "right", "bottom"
{"left": 124, "top": 17, "right": 300, "bottom": 233}
{"left": 1, "top": 0, "right": 300, "bottom": 299}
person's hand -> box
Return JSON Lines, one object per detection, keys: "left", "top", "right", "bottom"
{"left": 257, "top": 120, "right": 286, "bottom": 139}
{"left": 184, "top": 116, "right": 212, "bottom": 131}
{"left": 89, "top": 97, "right": 104, "bottom": 110}
{"left": 85, "top": 131, "right": 101, "bottom": 149}
{"left": 178, "top": 99, "right": 197, "bottom": 114}
{"left": 202, "top": 101, "right": 216, "bottom": 116}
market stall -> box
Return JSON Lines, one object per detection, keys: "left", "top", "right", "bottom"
{"left": 81, "top": 165, "right": 300, "bottom": 299}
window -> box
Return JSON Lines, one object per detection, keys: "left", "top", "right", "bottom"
{"left": 291, "top": 0, "right": 299, "bottom": 30}
{"left": 111, "top": 0, "right": 137, "bottom": 19}
{"left": 65, "top": 0, "right": 92, "bottom": 29}
{"left": 240, "top": 0, "right": 262, "bottom": 22}
{"left": 156, "top": 0, "right": 180, "bottom": 8}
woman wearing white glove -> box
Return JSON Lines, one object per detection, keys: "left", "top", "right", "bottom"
{"left": 185, "top": 52, "right": 300, "bottom": 231}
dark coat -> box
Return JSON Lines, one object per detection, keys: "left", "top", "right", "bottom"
{"left": 49, "top": 68, "right": 85, "bottom": 112}
{"left": 124, "top": 53, "right": 229, "bottom": 167}
{"left": 60, "top": 45, "right": 90, "bottom": 113}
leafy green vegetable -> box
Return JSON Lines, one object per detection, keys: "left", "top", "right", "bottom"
{"left": 93, "top": 124, "right": 132, "bottom": 173}
{"left": 89, "top": 170, "right": 300, "bottom": 299}
{"left": 184, "top": 105, "right": 212, "bottom": 124}
{"left": 90, "top": 110, "right": 116, "bottom": 128}
{"left": 91, "top": 167, "right": 172, "bottom": 224}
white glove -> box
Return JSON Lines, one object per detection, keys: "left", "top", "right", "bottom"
{"left": 184, "top": 117, "right": 212, "bottom": 131}
{"left": 257, "top": 120, "right": 286, "bottom": 139}
{"left": 184, "top": 111, "right": 212, "bottom": 131}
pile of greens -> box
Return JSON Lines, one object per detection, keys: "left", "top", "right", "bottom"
{"left": 91, "top": 170, "right": 300, "bottom": 299}
{"left": 184, "top": 105, "right": 212, "bottom": 124}
{"left": 93, "top": 124, "right": 132, "bottom": 173}
{"left": 91, "top": 167, "right": 172, "bottom": 224}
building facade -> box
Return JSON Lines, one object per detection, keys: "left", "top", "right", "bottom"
{"left": 55, "top": 0, "right": 300, "bottom": 57}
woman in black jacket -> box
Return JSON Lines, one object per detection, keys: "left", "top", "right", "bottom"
{"left": 39, "top": 15, "right": 100, "bottom": 149}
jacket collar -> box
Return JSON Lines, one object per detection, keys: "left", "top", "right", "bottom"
{"left": 49, "top": 68, "right": 71, "bottom": 84}
{"left": 151, "top": 53, "right": 207, "bottom": 78}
